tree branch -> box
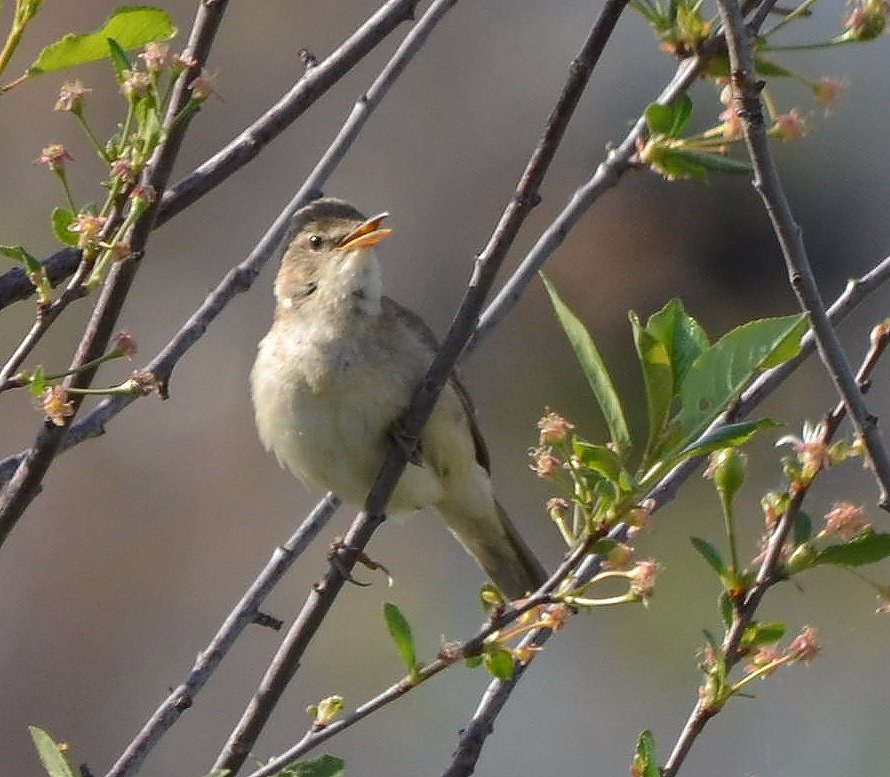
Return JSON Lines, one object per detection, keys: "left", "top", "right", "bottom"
{"left": 102, "top": 494, "right": 340, "bottom": 777}
{"left": 662, "top": 329, "right": 887, "bottom": 776}
{"left": 716, "top": 0, "right": 890, "bottom": 510}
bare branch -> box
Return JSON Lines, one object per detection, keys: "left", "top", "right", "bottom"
{"left": 101, "top": 494, "right": 340, "bottom": 777}
{"left": 716, "top": 0, "right": 890, "bottom": 509}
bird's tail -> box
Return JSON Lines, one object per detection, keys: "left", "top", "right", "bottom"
{"left": 440, "top": 476, "right": 547, "bottom": 599}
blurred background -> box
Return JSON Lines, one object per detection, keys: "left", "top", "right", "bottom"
{"left": 1, "top": 1, "right": 888, "bottom": 775}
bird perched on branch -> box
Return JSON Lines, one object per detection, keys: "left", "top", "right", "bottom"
{"left": 251, "top": 198, "right": 546, "bottom": 598}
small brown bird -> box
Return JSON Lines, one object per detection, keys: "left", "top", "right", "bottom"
{"left": 251, "top": 198, "right": 546, "bottom": 598}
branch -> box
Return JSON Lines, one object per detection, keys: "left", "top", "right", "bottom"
{"left": 0, "top": 1, "right": 231, "bottom": 548}
{"left": 661, "top": 328, "right": 888, "bottom": 776}
{"left": 102, "top": 494, "right": 340, "bottom": 777}
{"left": 717, "top": 0, "right": 890, "bottom": 510}
{"left": 0, "top": 0, "right": 421, "bottom": 312}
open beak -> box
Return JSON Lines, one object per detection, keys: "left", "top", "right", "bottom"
{"left": 336, "top": 212, "right": 392, "bottom": 251}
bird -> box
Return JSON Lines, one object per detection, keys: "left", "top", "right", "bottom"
{"left": 250, "top": 198, "right": 546, "bottom": 598}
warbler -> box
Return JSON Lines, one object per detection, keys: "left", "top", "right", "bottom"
{"left": 251, "top": 198, "right": 546, "bottom": 598}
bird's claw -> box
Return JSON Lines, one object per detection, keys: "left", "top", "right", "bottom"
{"left": 328, "top": 537, "right": 393, "bottom": 587}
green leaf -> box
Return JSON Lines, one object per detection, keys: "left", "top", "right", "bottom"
{"left": 29, "top": 727, "right": 77, "bottom": 777}
{"left": 541, "top": 273, "right": 631, "bottom": 453}
{"left": 813, "top": 532, "right": 890, "bottom": 568}
{"left": 572, "top": 440, "right": 624, "bottom": 482}
{"left": 793, "top": 510, "right": 812, "bottom": 545}
{"left": 632, "top": 313, "right": 673, "bottom": 464}
{"left": 383, "top": 603, "right": 418, "bottom": 674}
{"left": 483, "top": 646, "right": 515, "bottom": 681}
{"left": 676, "top": 419, "right": 778, "bottom": 460}
{"left": 275, "top": 754, "right": 345, "bottom": 777}
{"left": 754, "top": 56, "right": 793, "bottom": 77}
{"left": 741, "top": 621, "right": 786, "bottom": 649}
{"left": 718, "top": 591, "right": 733, "bottom": 630}
{"left": 27, "top": 7, "right": 177, "bottom": 75}
{"left": 633, "top": 730, "right": 660, "bottom": 777}
{"left": 51, "top": 207, "right": 78, "bottom": 246}
{"left": 666, "top": 148, "right": 752, "bottom": 176}
{"left": 1, "top": 243, "right": 52, "bottom": 302}
{"left": 675, "top": 314, "right": 808, "bottom": 442}
{"left": 646, "top": 299, "right": 708, "bottom": 388}
{"left": 650, "top": 147, "right": 710, "bottom": 183}
{"left": 0, "top": 243, "right": 41, "bottom": 272}
{"left": 669, "top": 94, "right": 694, "bottom": 137}
{"left": 644, "top": 102, "right": 674, "bottom": 135}
{"left": 691, "top": 536, "right": 726, "bottom": 576}
{"left": 29, "top": 365, "right": 47, "bottom": 397}
{"left": 590, "top": 538, "right": 618, "bottom": 557}
{"left": 106, "top": 37, "right": 132, "bottom": 81}
{"left": 464, "top": 654, "right": 484, "bottom": 669}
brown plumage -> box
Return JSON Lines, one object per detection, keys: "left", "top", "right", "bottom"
{"left": 251, "top": 198, "right": 546, "bottom": 597}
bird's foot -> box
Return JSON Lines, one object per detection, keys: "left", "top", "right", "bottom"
{"left": 327, "top": 536, "right": 394, "bottom": 587}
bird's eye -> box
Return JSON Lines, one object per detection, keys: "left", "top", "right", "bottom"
{"left": 308, "top": 234, "right": 324, "bottom": 250}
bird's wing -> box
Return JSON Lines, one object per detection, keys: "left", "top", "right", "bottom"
{"left": 381, "top": 296, "right": 491, "bottom": 474}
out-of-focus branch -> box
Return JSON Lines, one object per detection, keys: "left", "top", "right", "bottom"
{"left": 102, "top": 493, "right": 340, "bottom": 777}
{"left": 0, "top": 0, "right": 421, "bottom": 313}
{"left": 0, "top": 248, "right": 79, "bottom": 310}
{"left": 716, "top": 0, "right": 890, "bottom": 510}
{"left": 0, "top": 210, "right": 125, "bottom": 390}
{"left": 0, "top": 0, "right": 231, "bottom": 549}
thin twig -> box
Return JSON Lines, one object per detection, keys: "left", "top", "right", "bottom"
{"left": 0, "top": 202, "right": 130, "bottom": 392}
{"left": 0, "top": 1, "right": 231, "bottom": 549}
{"left": 0, "top": 0, "right": 421, "bottom": 313}
{"left": 102, "top": 494, "right": 340, "bottom": 777}
{"left": 716, "top": 0, "right": 890, "bottom": 510}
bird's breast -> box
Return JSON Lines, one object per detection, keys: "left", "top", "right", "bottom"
{"left": 250, "top": 319, "right": 443, "bottom": 508}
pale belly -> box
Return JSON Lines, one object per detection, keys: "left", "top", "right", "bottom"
{"left": 251, "top": 334, "right": 446, "bottom": 512}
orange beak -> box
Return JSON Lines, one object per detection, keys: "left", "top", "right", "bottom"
{"left": 336, "top": 212, "right": 392, "bottom": 251}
